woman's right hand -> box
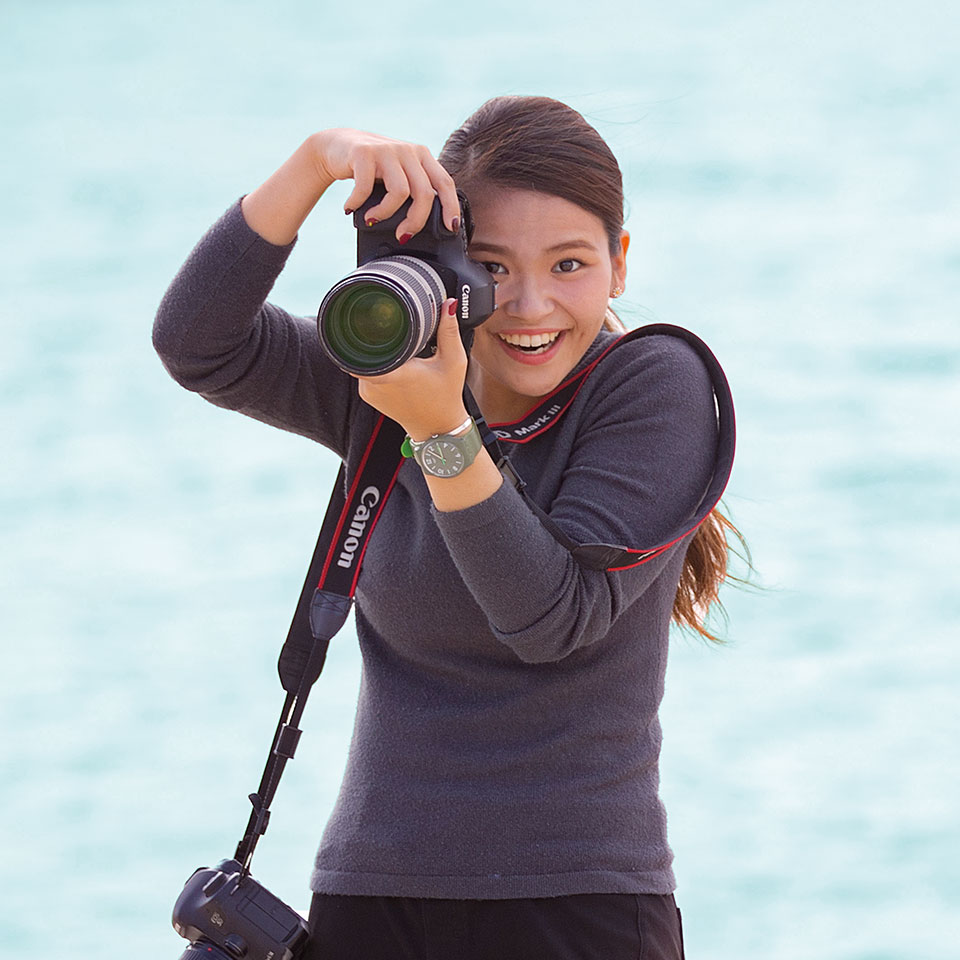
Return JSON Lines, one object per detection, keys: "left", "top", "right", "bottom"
{"left": 240, "top": 128, "right": 459, "bottom": 248}
{"left": 310, "top": 128, "right": 461, "bottom": 241}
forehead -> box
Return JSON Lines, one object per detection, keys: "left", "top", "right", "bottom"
{"left": 467, "top": 186, "right": 607, "bottom": 253}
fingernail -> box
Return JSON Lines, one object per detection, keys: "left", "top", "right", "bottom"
{"left": 399, "top": 233, "right": 413, "bottom": 245}
{"left": 451, "top": 217, "right": 460, "bottom": 233}
{"left": 447, "top": 300, "right": 457, "bottom": 317}
{"left": 365, "top": 218, "right": 378, "bottom": 227}
{"left": 344, "top": 208, "right": 354, "bottom": 215}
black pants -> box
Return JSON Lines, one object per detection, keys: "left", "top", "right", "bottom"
{"left": 305, "top": 892, "right": 685, "bottom": 960}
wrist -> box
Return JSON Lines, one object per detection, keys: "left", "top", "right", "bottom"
{"left": 406, "top": 407, "right": 470, "bottom": 443}
{"left": 405, "top": 416, "right": 483, "bottom": 480}
{"left": 241, "top": 138, "right": 332, "bottom": 247}
{"left": 303, "top": 133, "right": 338, "bottom": 194}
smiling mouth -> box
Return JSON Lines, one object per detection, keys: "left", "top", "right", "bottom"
{"left": 497, "top": 331, "right": 562, "bottom": 355}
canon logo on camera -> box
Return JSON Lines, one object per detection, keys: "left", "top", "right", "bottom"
{"left": 461, "top": 284, "right": 471, "bottom": 320}
{"left": 337, "top": 486, "right": 381, "bottom": 568}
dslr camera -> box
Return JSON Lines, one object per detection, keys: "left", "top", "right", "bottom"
{"left": 317, "top": 182, "right": 496, "bottom": 375}
{"left": 172, "top": 859, "right": 309, "bottom": 960}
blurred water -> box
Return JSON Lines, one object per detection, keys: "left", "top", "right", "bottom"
{"left": 1, "top": 1, "right": 958, "bottom": 957}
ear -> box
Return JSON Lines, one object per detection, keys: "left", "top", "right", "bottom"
{"left": 611, "top": 229, "right": 629, "bottom": 291}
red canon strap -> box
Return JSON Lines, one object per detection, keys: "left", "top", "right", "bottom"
{"left": 469, "top": 324, "right": 735, "bottom": 570}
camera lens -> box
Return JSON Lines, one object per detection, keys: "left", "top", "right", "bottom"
{"left": 318, "top": 256, "right": 445, "bottom": 375}
{"left": 177, "top": 938, "right": 234, "bottom": 960}
{"left": 324, "top": 283, "right": 409, "bottom": 370}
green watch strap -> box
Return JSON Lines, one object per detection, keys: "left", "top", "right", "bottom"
{"left": 402, "top": 415, "right": 474, "bottom": 460}
{"left": 405, "top": 418, "right": 482, "bottom": 476}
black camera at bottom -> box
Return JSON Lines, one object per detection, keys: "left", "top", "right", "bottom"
{"left": 172, "top": 859, "right": 309, "bottom": 960}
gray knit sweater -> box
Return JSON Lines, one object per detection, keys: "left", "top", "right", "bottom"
{"left": 153, "top": 199, "right": 720, "bottom": 899}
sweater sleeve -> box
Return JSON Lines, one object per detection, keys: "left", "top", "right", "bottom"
{"left": 152, "top": 198, "right": 357, "bottom": 456}
{"left": 432, "top": 335, "right": 719, "bottom": 663}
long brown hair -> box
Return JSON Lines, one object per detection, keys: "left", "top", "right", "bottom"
{"left": 440, "top": 95, "right": 748, "bottom": 642}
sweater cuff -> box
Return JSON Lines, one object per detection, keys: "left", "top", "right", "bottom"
{"left": 225, "top": 195, "right": 299, "bottom": 267}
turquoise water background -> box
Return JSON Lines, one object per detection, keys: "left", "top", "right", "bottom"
{"left": 2, "top": 1, "right": 958, "bottom": 957}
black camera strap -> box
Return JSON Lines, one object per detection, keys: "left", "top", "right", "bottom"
{"left": 235, "top": 415, "right": 407, "bottom": 873}
{"left": 235, "top": 323, "right": 734, "bottom": 874}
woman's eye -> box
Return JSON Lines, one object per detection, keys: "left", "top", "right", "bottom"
{"left": 555, "top": 259, "right": 583, "bottom": 273}
{"left": 481, "top": 262, "right": 506, "bottom": 275}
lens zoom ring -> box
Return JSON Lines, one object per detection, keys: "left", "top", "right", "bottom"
{"left": 356, "top": 257, "right": 445, "bottom": 350}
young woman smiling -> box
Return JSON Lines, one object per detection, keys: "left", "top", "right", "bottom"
{"left": 154, "top": 95, "right": 741, "bottom": 960}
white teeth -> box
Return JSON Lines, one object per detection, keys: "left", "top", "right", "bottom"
{"left": 498, "top": 331, "right": 561, "bottom": 348}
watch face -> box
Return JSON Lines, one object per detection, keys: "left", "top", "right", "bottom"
{"left": 421, "top": 439, "right": 465, "bottom": 477}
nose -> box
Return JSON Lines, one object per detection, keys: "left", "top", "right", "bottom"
{"left": 499, "top": 274, "right": 553, "bottom": 323}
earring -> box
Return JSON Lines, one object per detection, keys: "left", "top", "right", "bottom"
{"left": 611, "top": 286, "right": 623, "bottom": 299}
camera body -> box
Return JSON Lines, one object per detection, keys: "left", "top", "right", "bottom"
{"left": 352, "top": 183, "right": 495, "bottom": 322}
{"left": 317, "top": 183, "right": 496, "bottom": 375}
{"left": 172, "top": 859, "right": 309, "bottom": 960}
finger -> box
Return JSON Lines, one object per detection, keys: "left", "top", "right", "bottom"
{"left": 435, "top": 299, "right": 465, "bottom": 358}
{"left": 342, "top": 153, "right": 377, "bottom": 214}
{"left": 423, "top": 155, "right": 461, "bottom": 232}
{"left": 394, "top": 163, "right": 439, "bottom": 241}
{"left": 362, "top": 160, "right": 411, "bottom": 224}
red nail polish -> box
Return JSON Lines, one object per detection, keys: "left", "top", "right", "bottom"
{"left": 451, "top": 217, "right": 460, "bottom": 233}
{"left": 365, "top": 218, "right": 378, "bottom": 227}
{"left": 447, "top": 300, "right": 457, "bottom": 317}
{"left": 399, "top": 233, "right": 413, "bottom": 245}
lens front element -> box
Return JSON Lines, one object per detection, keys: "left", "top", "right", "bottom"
{"left": 318, "top": 256, "right": 446, "bottom": 376}
{"left": 324, "top": 283, "right": 410, "bottom": 372}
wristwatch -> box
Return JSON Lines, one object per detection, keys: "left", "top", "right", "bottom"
{"left": 403, "top": 416, "right": 483, "bottom": 478}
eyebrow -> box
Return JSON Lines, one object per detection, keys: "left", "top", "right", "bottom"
{"left": 469, "top": 239, "right": 600, "bottom": 255}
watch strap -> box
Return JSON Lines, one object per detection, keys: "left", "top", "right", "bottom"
{"left": 403, "top": 417, "right": 482, "bottom": 475}
{"left": 402, "top": 415, "right": 472, "bottom": 459}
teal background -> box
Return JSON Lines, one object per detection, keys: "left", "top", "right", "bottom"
{"left": 1, "top": 1, "right": 958, "bottom": 957}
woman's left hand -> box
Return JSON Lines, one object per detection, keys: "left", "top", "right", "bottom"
{"left": 354, "top": 299, "right": 470, "bottom": 441}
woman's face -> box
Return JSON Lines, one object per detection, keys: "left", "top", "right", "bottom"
{"left": 465, "top": 186, "right": 628, "bottom": 424}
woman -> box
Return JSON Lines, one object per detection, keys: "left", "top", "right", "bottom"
{"left": 155, "top": 95, "right": 736, "bottom": 960}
